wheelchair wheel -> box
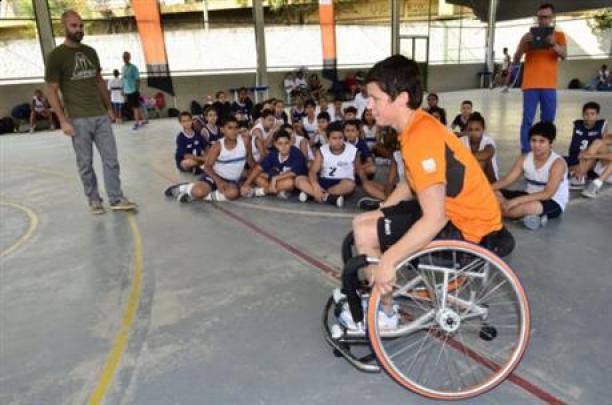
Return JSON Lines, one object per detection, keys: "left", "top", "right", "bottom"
{"left": 367, "top": 240, "right": 530, "bottom": 400}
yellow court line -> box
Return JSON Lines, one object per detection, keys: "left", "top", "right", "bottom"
{"left": 0, "top": 200, "right": 39, "bottom": 258}
{"left": 88, "top": 213, "right": 143, "bottom": 405}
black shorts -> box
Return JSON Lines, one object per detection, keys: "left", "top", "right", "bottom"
{"left": 126, "top": 92, "right": 141, "bottom": 109}
{"left": 377, "top": 200, "right": 464, "bottom": 252}
{"left": 198, "top": 175, "right": 238, "bottom": 191}
{"left": 500, "top": 189, "right": 562, "bottom": 219}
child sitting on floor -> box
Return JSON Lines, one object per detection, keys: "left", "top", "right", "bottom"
{"left": 175, "top": 112, "right": 207, "bottom": 174}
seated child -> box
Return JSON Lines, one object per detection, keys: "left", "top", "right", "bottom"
{"left": 165, "top": 117, "right": 254, "bottom": 202}
{"left": 273, "top": 99, "right": 289, "bottom": 127}
{"left": 566, "top": 102, "right": 608, "bottom": 189}
{"left": 316, "top": 95, "right": 335, "bottom": 122}
{"left": 450, "top": 100, "right": 473, "bottom": 135}
{"left": 290, "top": 94, "right": 306, "bottom": 124}
{"left": 240, "top": 129, "right": 308, "bottom": 199}
{"left": 343, "top": 106, "right": 358, "bottom": 121}
{"left": 581, "top": 133, "right": 612, "bottom": 198}
{"left": 288, "top": 123, "right": 314, "bottom": 161}
{"left": 250, "top": 109, "right": 276, "bottom": 163}
{"left": 200, "top": 107, "right": 222, "bottom": 144}
{"left": 296, "top": 121, "right": 357, "bottom": 208}
{"left": 357, "top": 142, "right": 404, "bottom": 211}
{"left": 312, "top": 111, "right": 330, "bottom": 148}
{"left": 361, "top": 108, "right": 379, "bottom": 151}
{"left": 302, "top": 100, "right": 318, "bottom": 139}
{"left": 460, "top": 112, "right": 499, "bottom": 183}
{"left": 175, "top": 112, "right": 207, "bottom": 174}
{"left": 333, "top": 99, "right": 344, "bottom": 122}
{"left": 493, "top": 121, "right": 569, "bottom": 230}
{"left": 344, "top": 119, "right": 376, "bottom": 178}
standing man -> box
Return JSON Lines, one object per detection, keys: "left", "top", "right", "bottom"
{"left": 46, "top": 10, "right": 137, "bottom": 214}
{"left": 513, "top": 3, "right": 566, "bottom": 154}
{"left": 122, "top": 51, "right": 146, "bottom": 130}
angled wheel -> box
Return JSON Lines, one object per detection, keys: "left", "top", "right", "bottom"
{"left": 367, "top": 240, "right": 530, "bottom": 400}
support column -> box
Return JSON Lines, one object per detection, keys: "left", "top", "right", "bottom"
{"left": 252, "top": 0, "right": 268, "bottom": 94}
{"left": 390, "top": 0, "right": 400, "bottom": 55}
{"left": 485, "top": 0, "right": 498, "bottom": 83}
{"left": 32, "top": 0, "right": 56, "bottom": 66}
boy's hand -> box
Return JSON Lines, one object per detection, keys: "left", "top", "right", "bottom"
{"left": 240, "top": 185, "right": 252, "bottom": 196}
{"left": 269, "top": 177, "right": 278, "bottom": 193}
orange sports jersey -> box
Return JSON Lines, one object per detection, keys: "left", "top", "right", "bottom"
{"left": 522, "top": 31, "right": 566, "bottom": 90}
{"left": 399, "top": 109, "right": 502, "bottom": 243}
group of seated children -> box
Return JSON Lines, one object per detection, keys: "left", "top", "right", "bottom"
{"left": 165, "top": 92, "right": 611, "bottom": 231}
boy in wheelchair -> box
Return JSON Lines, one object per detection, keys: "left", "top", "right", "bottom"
{"left": 336, "top": 55, "right": 514, "bottom": 332}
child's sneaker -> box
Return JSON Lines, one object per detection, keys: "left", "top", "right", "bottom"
{"left": 110, "top": 198, "right": 137, "bottom": 211}
{"left": 164, "top": 183, "right": 188, "bottom": 198}
{"left": 254, "top": 187, "right": 266, "bottom": 197}
{"left": 89, "top": 200, "right": 105, "bottom": 215}
{"left": 357, "top": 197, "right": 381, "bottom": 211}
{"left": 298, "top": 191, "right": 309, "bottom": 202}
{"left": 326, "top": 194, "right": 344, "bottom": 208}
{"left": 569, "top": 175, "right": 586, "bottom": 190}
{"left": 582, "top": 178, "right": 603, "bottom": 199}
{"left": 277, "top": 191, "right": 289, "bottom": 200}
{"left": 523, "top": 214, "right": 547, "bottom": 230}
{"left": 132, "top": 122, "right": 142, "bottom": 131}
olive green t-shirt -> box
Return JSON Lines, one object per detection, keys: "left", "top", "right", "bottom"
{"left": 45, "top": 44, "right": 106, "bottom": 118}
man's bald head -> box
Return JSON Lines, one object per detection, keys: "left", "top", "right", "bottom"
{"left": 61, "top": 9, "right": 84, "bottom": 43}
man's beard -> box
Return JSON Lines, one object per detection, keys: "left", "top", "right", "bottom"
{"left": 67, "top": 31, "right": 84, "bottom": 43}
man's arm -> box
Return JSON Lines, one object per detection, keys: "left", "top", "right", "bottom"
{"left": 96, "top": 71, "right": 113, "bottom": 113}
{"left": 375, "top": 184, "right": 448, "bottom": 294}
{"left": 548, "top": 32, "right": 567, "bottom": 60}
{"left": 513, "top": 32, "right": 532, "bottom": 64}
{"left": 47, "top": 82, "right": 75, "bottom": 136}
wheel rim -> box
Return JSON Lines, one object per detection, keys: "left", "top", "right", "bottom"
{"left": 367, "top": 241, "right": 530, "bottom": 400}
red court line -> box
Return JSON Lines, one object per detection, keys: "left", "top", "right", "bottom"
{"left": 214, "top": 204, "right": 567, "bottom": 405}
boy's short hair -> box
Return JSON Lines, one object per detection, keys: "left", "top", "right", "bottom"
{"left": 343, "top": 119, "right": 361, "bottom": 130}
{"left": 343, "top": 106, "right": 358, "bottom": 115}
{"left": 238, "top": 121, "right": 249, "bottom": 130}
{"left": 317, "top": 111, "right": 331, "bottom": 122}
{"left": 203, "top": 105, "right": 216, "bottom": 115}
{"left": 427, "top": 92, "right": 438, "bottom": 100}
{"left": 326, "top": 121, "right": 344, "bottom": 136}
{"left": 366, "top": 55, "right": 423, "bottom": 110}
{"left": 179, "top": 111, "right": 192, "bottom": 120}
{"left": 529, "top": 121, "right": 556, "bottom": 143}
{"left": 273, "top": 129, "right": 291, "bottom": 142}
{"left": 582, "top": 101, "right": 600, "bottom": 114}
{"left": 113, "top": 69, "right": 120, "bottom": 77}
{"left": 215, "top": 90, "right": 225, "bottom": 98}
{"left": 538, "top": 3, "right": 554, "bottom": 12}
{"left": 461, "top": 100, "right": 473, "bottom": 107}
{"left": 223, "top": 116, "right": 239, "bottom": 126}
{"left": 305, "top": 99, "right": 316, "bottom": 109}
{"left": 261, "top": 109, "right": 274, "bottom": 119}
{"left": 466, "top": 112, "right": 486, "bottom": 129}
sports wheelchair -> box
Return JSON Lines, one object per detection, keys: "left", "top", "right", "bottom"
{"left": 323, "top": 230, "right": 530, "bottom": 400}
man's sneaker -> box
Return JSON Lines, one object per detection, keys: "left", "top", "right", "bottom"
{"left": 277, "top": 191, "right": 289, "bottom": 200}
{"left": 164, "top": 183, "right": 188, "bottom": 198}
{"left": 326, "top": 194, "right": 344, "bottom": 208}
{"left": 377, "top": 305, "right": 400, "bottom": 331}
{"left": 582, "top": 179, "right": 603, "bottom": 199}
{"left": 110, "top": 198, "right": 138, "bottom": 211}
{"left": 357, "top": 197, "right": 381, "bottom": 211}
{"left": 298, "top": 191, "right": 309, "bottom": 202}
{"left": 569, "top": 175, "right": 586, "bottom": 190}
{"left": 523, "top": 214, "right": 547, "bottom": 230}
{"left": 89, "top": 200, "right": 105, "bottom": 215}
{"left": 337, "top": 300, "right": 399, "bottom": 332}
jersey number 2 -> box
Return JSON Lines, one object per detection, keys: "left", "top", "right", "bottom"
{"left": 328, "top": 167, "right": 337, "bottom": 177}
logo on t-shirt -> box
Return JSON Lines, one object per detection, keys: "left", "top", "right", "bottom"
{"left": 71, "top": 52, "right": 97, "bottom": 80}
{"left": 421, "top": 158, "right": 437, "bottom": 173}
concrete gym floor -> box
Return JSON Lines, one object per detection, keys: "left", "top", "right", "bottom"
{"left": 1, "top": 89, "right": 611, "bottom": 405}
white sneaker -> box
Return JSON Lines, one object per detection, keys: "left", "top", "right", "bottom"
{"left": 254, "top": 187, "right": 266, "bottom": 197}
{"left": 298, "top": 191, "right": 308, "bottom": 202}
{"left": 569, "top": 176, "right": 586, "bottom": 190}
{"left": 277, "top": 191, "right": 289, "bottom": 200}
{"left": 337, "top": 300, "right": 399, "bottom": 332}
{"left": 523, "top": 214, "right": 547, "bottom": 230}
{"left": 582, "top": 179, "right": 603, "bottom": 199}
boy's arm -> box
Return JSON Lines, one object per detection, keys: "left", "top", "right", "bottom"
{"left": 493, "top": 155, "right": 525, "bottom": 191}
{"left": 506, "top": 159, "right": 566, "bottom": 207}
{"left": 473, "top": 144, "right": 495, "bottom": 163}
{"left": 384, "top": 159, "right": 399, "bottom": 196}
{"left": 242, "top": 164, "right": 263, "bottom": 188}
{"left": 243, "top": 134, "right": 256, "bottom": 168}
{"left": 309, "top": 150, "right": 322, "bottom": 183}
{"left": 204, "top": 144, "right": 225, "bottom": 185}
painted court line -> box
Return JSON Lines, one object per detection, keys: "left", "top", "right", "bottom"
{"left": 88, "top": 213, "right": 143, "bottom": 405}
{"left": 0, "top": 200, "right": 39, "bottom": 259}
{"left": 214, "top": 204, "right": 567, "bottom": 405}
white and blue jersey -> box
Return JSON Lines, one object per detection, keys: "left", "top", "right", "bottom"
{"left": 260, "top": 146, "right": 307, "bottom": 178}
{"left": 202, "top": 124, "right": 222, "bottom": 143}
{"left": 291, "top": 107, "right": 306, "bottom": 124}
{"left": 320, "top": 143, "right": 358, "bottom": 181}
{"left": 175, "top": 131, "right": 207, "bottom": 168}
{"left": 213, "top": 136, "right": 247, "bottom": 182}
{"left": 566, "top": 119, "right": 606, "bottom": 166}
{"left": 231, "top": 101, "right": 251, "bottom": 124}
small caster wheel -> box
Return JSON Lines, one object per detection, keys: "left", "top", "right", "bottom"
{"left": 333, "top": 348, "right": 343, "bottom": 357}
{"left": 479, "top": 324, "right": 497, "bottom": 341}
